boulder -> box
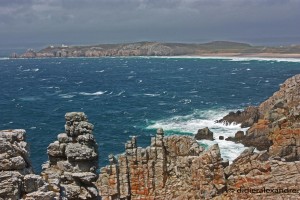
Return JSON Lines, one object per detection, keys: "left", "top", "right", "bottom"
{"left": 235, "top": 131, "right": 244, "bottom": 140}
{"left": 23, "top": 174, "right": 46, "bottom": 193}
{"left": 194, "top": 127, "right": 214, "bottom": 140}
{"left": 65, "top": 143, "right": 98, "bottom": 161}
{"left": 0, "top": 171, "right": 23, "bottom": 200}
{"left": 241, "top": 120, "right": 272, "bottom": 150}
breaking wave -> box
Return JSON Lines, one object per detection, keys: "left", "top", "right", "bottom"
{"left": 147, "top": 108, "right": 248, "bottom": 163}
{"left": 78, "top": 91, "right": 106, "bottom": 96}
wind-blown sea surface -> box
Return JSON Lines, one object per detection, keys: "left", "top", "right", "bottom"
{"left": 1, "top": 57, "right": 300, "bottom": 173}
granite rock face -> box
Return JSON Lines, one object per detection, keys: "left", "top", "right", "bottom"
{"left": 0, "top": 129, "right": 34, "bottom": 199}
{"left": 41, "top": 112, "right": 99, "bottom": 200}
{"left": 218, "top": 74, "right": 300, "bottom": 159}
{"left": 257, "top": 74, "right": 300, "bottom": 161}
{"left": 241, "top": 74, "right": 300, "bottom": 158}
{"left": 97, "top": 128, "right": 227, "bottom": 200}
{"left": 216, "top": 148, "right": 300, "bottom": 200}
{"left": 213, "top": 74, "right": 300, "bottom": 198}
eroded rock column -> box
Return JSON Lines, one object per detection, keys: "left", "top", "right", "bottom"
{"left": 41, "top": 112, "right": 99, "bottom": 200}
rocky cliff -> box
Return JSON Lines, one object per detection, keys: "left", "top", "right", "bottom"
{"left": 97, "top": 129, "right": 227, "bottom": 200}
{"left": 1, "top": 74, "right": 300, "bottom": 199}
{"left": 218, "top": 74, "right": 300, "bottom": 159}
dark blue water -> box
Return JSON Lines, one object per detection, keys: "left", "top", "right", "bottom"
{"left": 1, "top": 57, "right": 299, "bottom": 173}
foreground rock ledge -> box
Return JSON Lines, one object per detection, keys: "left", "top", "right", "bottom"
{"left": 0, "top": 112, "right": 99, "bottom": 200}
{"left": 97, "top": 129, "right": 227, "bottom": 200}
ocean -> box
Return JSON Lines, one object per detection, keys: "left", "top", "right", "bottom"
{"left": 1, "top": 56, "right": 300, "bottom": 173}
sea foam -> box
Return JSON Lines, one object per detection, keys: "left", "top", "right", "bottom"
{"left": 79, "top": 91, "right": 106, "bottom": 96}
{"left": 147, "top": 108, "right": 248, "bottom": 163}
{"left": 137, "top": 56, "right": 300, "bottom": 63}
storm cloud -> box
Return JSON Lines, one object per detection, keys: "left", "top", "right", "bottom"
{"left": 1, "top": 0, "right": 300, "bottom": 49}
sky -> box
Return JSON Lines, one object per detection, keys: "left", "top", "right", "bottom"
{"left": 1, "top": 0, "right": 300, "bottom": 50}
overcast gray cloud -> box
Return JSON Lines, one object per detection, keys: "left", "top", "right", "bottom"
{"left": 0, "top": 0, "right": 300, "bottom": 49}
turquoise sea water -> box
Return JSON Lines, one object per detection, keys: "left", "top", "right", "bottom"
{"left": 1, "top": 57, "right": 300, "bottom": 172}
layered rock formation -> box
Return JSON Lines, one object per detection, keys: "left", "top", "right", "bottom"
{"left": 0, "top": 129, "right": 34, "bottom": 199}
{"left": 217, "top": 74, "right": 300, "bottom": 157}
{"left": 240, "top": 74, "right": 300, "bottom": 159}
{"left": 213, "top": 74, "right": 300, "bottom": 198}
{"left": 257, "top": 74, "right": 300, "bottom": 160}
{"left": 97, "top": 129, "right": 227, "bottom": 200}
{"left": 0, "top": 130, "right": 56, "bottom": 200}
{"left": 216, "top": 148, "right": 300, "bottom": 199}
{"left": 40, "top": 112, "right": 99, "bottom": 200}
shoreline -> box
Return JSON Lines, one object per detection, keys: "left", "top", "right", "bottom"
{"left": 189, "top": 52, "right": 300, "bottom": 58}
{"left": 4, "top": 54, "right": 300, "bottom": 62}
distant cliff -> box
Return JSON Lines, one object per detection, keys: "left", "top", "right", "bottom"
{"left": 11, "top": 41, "right": 300, "bottom": 58}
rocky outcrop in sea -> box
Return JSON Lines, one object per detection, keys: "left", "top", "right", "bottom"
{"left": 1, "top": 74, "right": 300, "bottom": 199}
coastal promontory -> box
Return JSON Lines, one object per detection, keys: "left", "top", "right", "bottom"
{"left": 11, "top": 41, "right": 300, "bottom": 58}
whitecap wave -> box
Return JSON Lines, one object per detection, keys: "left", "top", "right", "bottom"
{"left": 179, "top": 99, "right": 192, "bottom": 104}
{"left": 59, "top": 94, "right": 75, "bottom": 99}
{"left": 79, "top": 91, "right": 106, "bottom": 96}
{"left": 116, "top": 90, "right": 125, "bottom": 96}
{"left": 20, "top": 96, "right": 43, "bottom": 101}
{"left": 146, "top": 108, "right": 248, "bottom": 163}
{"left": 144, "top": 93, "right": 160, "bottom": 97}
{"left": 136, "top": 56, "right": 300, "bottom": 63}
{"left": 0, "top": 57, "right": 9, "bottom": 60}
{"left": 227, "top": 57, "right": 300, "bottom": 63}
{"left": 22, "top": 68, "right": 39, "bottom": 72}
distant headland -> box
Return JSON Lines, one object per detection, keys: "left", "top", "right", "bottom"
{"left": 10, "top": 41, "right": 300, "bottom": 58}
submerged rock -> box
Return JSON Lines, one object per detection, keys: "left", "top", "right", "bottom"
{"left": 225, "top": 131, "right": 244, "bottom": 142}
